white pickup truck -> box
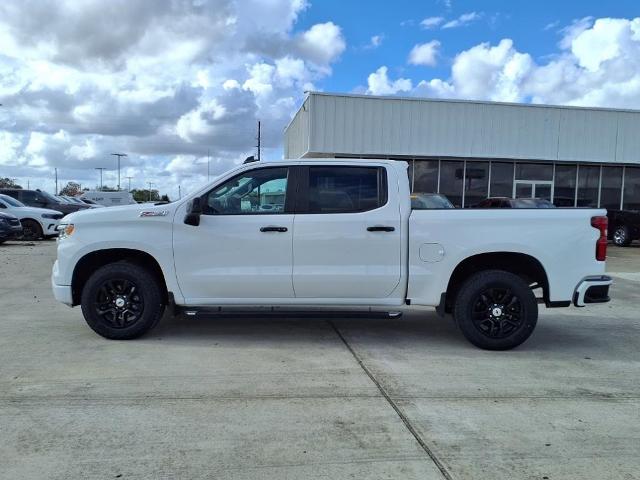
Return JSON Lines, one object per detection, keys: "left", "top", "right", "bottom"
{"left": 52, "top": 159, "right": 612, "bottom": 350}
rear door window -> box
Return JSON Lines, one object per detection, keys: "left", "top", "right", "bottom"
{"left": 304, "top": 166, "right": 387, "bottom": 214}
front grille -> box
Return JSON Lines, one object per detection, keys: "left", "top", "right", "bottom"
{"left": 8, "top": 218, "right": 20, "bottom": 227}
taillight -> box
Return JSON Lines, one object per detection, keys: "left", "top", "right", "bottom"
{"left": 591, "top": 216, "right": 608, "bottom": 261}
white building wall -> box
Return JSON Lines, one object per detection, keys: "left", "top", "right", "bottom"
{"left": 284, "top": 92, "right": 640, "bottom": 165}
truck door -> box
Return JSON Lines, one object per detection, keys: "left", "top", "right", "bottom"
{"left": 292, "top": 165, "right": 402, "bottom": 299}
{"left": 173, "top": 166, "right": 296, "bottom": 303}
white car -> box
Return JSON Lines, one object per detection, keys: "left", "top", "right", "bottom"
{"left": 51, "top": 159, "right": 612, "bottom": 350}
{"left": 0, "top": 193, "right": 64, "bottom": 240}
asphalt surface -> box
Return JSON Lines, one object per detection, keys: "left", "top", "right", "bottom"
{"left": 1, "top": 240, "right": 638, "bottom": 479}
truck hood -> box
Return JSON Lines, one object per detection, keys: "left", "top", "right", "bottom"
{"left": 61, "top": 202, "right": 176, "bottom": 224}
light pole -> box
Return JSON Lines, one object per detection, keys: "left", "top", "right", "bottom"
{"left": 125, "top": 176, "right": 133, "bottom": 192}
{"left": 147, "top": 182, "right": 155, "bottom": 201}
{"left": 95, "top": 167, "right": 106, "bottom": 191}
{"left": 111, "top": 153, "right": 127, "bottom": 191}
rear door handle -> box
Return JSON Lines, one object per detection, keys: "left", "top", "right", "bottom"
{"left": 367, "top": 226, "right": 395, "bottom": 232}
{"left": 260, "top": 226, "right": 288, "bottom": 233}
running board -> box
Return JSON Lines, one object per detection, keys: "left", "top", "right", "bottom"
{"left": 177, "top": 307, "right": 402, "bottom": 319}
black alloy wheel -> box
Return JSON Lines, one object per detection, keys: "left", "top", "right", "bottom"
{"left": 94, "top": 278, "right": 144, "bottom": 329}
{"left": 454, "top": 270, "right": 538, "bottom": 350}
{"left": 471, "top": 287, "right": 523, "bottom": 339}
{"left": 20, "top": 219, "right": 43, "bottom": 241}
{"left": 81, "top": 262, "right": 165, "bottom": 339}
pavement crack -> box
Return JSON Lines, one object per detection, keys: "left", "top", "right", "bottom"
{"left": 327, "top": 319, "right": 454, "bottom": 480}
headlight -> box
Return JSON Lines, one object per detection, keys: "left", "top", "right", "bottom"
{"left": 42, "top": 213, "right": 60, "bottom": 219}
{"left": 57, "top": 223, "right": 75, "bottom": 239}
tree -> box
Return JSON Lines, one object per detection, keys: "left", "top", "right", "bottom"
{"left": 131, "top": 188, "right": 160, "bottom": 202}
{"left": 0, "top": 178, "right": 22, "bottom": 189}
{"left": 59, "top": 181, "right": 82, "bottom": 196}
{"left": 160, "top": 194, "right": 170, "bottom": 202}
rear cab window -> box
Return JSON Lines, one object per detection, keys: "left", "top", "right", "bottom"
{"left": 301, "top": 166, "right": 388, "bottom": 214}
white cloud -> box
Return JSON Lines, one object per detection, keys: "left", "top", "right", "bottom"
{"left": 370, "top": 35, "right": 383, "bottom": 48}
{"left": 297, "top": 22, "right": 346, "bottom": 67}
{"left": 408, "top": 41, "right": 441, "bottom": 66}
{"left": 420, "top": 17, "right": 444, "bottom": 29}
{"left": 366, "top": 66, "right": 412, "bottom": 95}
{"left": 0, "top": 0, "right": 346, "bottom": 195}
{"left": 442, "top": 11, "right": 481, "bottom": 29}
{"left": 372, "top": 16, "right": 640, "bottom": 111}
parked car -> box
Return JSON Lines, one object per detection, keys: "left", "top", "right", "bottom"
{"left": 0, "top": 211, "right": 24, "bottom": 244}
{"left": 78, "top": 198, "right": 105, "bottom": 208}
{"left": 475, "top": 197, "right": 556, "bottom": 209}
{"left": 58, "top": 195, "right": 101, "bottom": 209}
{"left": 0, "top": 194, "right": 63, "bottom": 240}
{"left": 411, "top": 193, "right": 454, "bottom": 209}
{"left": 80, "top": 190, "right": 136, "bottom": 207}
{"left": 607, "top": 209, "right": 640, "bottom": 247}
{"left": 0, "top": 189, "right": 90, "bottom": 215}
{"left": 52, "top": 159, "right": 611, "bottom": 351}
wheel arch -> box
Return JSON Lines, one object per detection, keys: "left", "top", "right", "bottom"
{"left": 443, "top": 251, "right": 550, "bottom": 313}
{"left": 71, "top": 248, "right": 169, "bottom": 306}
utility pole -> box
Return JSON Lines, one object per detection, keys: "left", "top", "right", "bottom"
{"left": 147, "top": 182, "right": 154, "bottom": 201}
{"left": 178, "top": 185, "right": 181, "bottom": 199}
{"left": 111, "top": 153, "right": 127, "bottom": 191}
{"left": 256, "top": 120, "right": 261, "bottom": 161}
{"left": 125, "top": 176, "right": 133, "bottom": 192}
{"left": 207, "top": 149, "right": 210, "bottom": 181}
{"left": 95, "top": 167, "right": 106, "bottom": 191}
{"left": 54, "top": 168, "right": 58, "bottom": 194}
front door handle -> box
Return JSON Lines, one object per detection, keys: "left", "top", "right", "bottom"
{"left": 260, "top": 226, "right": 288, "bottom": 233}
{"left": 367, "top": 226, "right": 395, "bottom": 232}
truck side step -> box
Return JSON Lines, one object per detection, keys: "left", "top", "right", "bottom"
{"left": 179, "top": 307, "right": 402, "bottom": 320}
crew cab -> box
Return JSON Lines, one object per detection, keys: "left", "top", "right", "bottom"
{"left": 52, "top": 160, "right": 612, "bottom": 350}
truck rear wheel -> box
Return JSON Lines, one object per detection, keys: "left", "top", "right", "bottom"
{"left": 80, "top": 262, "right": 165, "bottom": 339}
{"left": 454, "top": 270, "right": 538, "bottom": 350}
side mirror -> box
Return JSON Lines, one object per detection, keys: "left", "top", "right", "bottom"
{"left": 184, "top": 197, "right": 203, "bottom": 226}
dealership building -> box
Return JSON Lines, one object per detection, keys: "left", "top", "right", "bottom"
{"left": 284, "top": 92, "right": 640, "bottom": 210}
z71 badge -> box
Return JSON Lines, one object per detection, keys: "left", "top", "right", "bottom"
{"left": 139, "top": 210, "right": 169, "bottom": 217}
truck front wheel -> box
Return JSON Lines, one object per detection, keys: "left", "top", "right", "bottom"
{"left": 80, "top": 262, "right": 165, "bottom": 339}
{"left": 454, "top": 270, "right": 538, "bottom": 350}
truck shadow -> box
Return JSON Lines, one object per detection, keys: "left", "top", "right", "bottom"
{"left": 149, "top": 309, "right": 609, "bottom": 353}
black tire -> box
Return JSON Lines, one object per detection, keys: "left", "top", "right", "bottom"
{"left": 454, "top": 270, "right": 538, "bottom": 350}
{"left": 612, "top": 225, "right": 632, "bottom": 247}
{"left": 20, "top": 219, "right": 43, "bottom": 240}
{"left": 80, "top": 262, "right": 165, "bottom": 339}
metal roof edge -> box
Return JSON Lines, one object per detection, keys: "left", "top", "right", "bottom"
{"left": 304, "top": 91, "right": 640, "bottom": 116}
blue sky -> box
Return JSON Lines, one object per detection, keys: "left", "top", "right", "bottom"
{"left": 295, "top": 0, "right": 640, "bottom": 94}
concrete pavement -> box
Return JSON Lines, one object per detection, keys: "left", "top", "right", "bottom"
{"left": 1, "top": 241, "right": 638, "bottom": 479}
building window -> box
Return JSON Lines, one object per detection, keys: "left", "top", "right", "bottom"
{"left": 600, "top": 166, "right": 623, "bottom": 211}
{"left": 623, "top": 167, "right": 640, "bottom": 210}
{"left": 439, "top": 160, "right": 464, "bottom": 207}
{"left": 516, "top": 162, "right": 553, "bottom": 181}
{"left": 489, "top": 162, "right": 514, "bottom": 198}
{"left": 413, "top": 160, "right": 439, "bottom": 194}
{"left": 553, "top": 165, "right": 577, "bottom": 207}
{"left": 577, "top": 165, "right": 600, "bottom": 207}
{"left": 464, "top": 161, "right": 489, "bottom": 208}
